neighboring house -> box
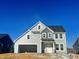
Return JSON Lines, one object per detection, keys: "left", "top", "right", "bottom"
{"left": 14, "top": 21, "right": 67, "bottom": 54}
{"left": 0, "top": 34, "right": 14, "bottom": 53}
{"left": 67, "top": 48, "right": 74, "bottom": 54}
{"left": 73, "top": 37, "right": 79, "bottom": 54}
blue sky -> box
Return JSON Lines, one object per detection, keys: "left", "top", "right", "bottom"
{"left": 0, "top": 0, "right": 79, "bottom": 48}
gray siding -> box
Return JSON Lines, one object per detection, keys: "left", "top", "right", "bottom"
{"left": 41, "top": 28, "right": 53, "bottom": 39}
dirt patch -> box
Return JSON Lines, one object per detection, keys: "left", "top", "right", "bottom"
{"left": 0, "top": 53, "right": 47, "bottom": 59}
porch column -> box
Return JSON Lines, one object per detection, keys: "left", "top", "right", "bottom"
{"left": 14, "top": 44, "right": 18, "bottom": 53}
{"left": 53, "top": 42, "right": 55, "bottom": 49}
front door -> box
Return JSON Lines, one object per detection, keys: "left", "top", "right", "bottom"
{"left": 44, "top": 43, "right": 53, "bottom": 53}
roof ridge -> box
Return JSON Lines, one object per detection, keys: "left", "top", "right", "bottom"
{"left": 48, "top": 25, "right": 63, "bottom": 26}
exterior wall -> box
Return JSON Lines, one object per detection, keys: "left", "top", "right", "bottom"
{"left": 31, "top": 22, "right": 46, "bottom": 32}
{"left": 14, "top": 22, "right": 46, "bottom": 53}
{"left": 53, "top": 32, "right": 67, "bottom": 54}
{"left": 41, "top": 28, "right": 67, "bottom": 54}
{"left": 14, "top": 21, "right": 67, "bottom": 54}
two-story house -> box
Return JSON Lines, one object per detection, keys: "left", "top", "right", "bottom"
{"left": 14, "top": 21, "right": 67, "bottom": 54}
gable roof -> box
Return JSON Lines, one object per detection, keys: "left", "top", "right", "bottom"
{"left": 0, "top": 34, "right": 13, "bottom": 45}
{"left": 48, "top": 26, "right": 65, "bottom": 32}
{"left": 14, "top": 21, "right": 66, "bottom": 43}
{"left": 14, "top": 21, "right": 46, "bottom": 42}
{"left": 41, "top": 27, "right": 54, "bottom": 33}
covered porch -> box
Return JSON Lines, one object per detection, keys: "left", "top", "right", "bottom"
{"left": 41, "top": 39, "right": 55, "bottom": 53}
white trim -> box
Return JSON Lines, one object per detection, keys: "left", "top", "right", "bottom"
{"left": 42, "top": 32, "right": 46, "bottom": 38}
{"left": 48, "top": 33, "right": 52, "bottom": 38}
{"left": 55, "top": 33, "right": 58, "bottom": 39}
{"left": 60, "top": 44, "right": 64, "bottom": 50}
{"left": 27, "top": 35, "right": 30, "bottom": 39}
{"left": 59, "top": 33, "right": 63, "bottom": 39}
{"left": 55, "top": 44, "right": 59, "bottom": 50}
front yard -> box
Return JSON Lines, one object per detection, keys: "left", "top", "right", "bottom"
{"left": 0, "top": 53, "right": 47, "bottom": 59}
{"left": 1, "top": 53, "right": 79, "bottom": 59}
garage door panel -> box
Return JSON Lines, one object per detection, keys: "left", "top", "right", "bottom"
{"left": 19, "top": 45, "right": 37, "bottom": 53}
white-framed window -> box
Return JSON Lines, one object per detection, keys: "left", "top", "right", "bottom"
{"left": 55, "top": 44, "right": 59, "bottom": 50}
{"left": 60, "top": 34, "right": 63, "bottom": 38}
{"left": 48, "top": 33, "right": 52, "bottom": 38}
{"left": 55, "top": 34, "right": 58, "bottom": 39}
{"left": 38, "top": 25, "right": 41, "bottom": 30}
{"left": 27, "top": 35, "right": 30, "bottom": 39}
{"left": 42, "top": 33, "right": 46, "bottom": 38}
{"left": 60, "top": 44, "right": 64, "bottom": 50}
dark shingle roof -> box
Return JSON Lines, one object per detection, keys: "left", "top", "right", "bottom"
{"left": 48, "top": 26, "right": 65, "bottom": 32}
{"left": 0, "top": 34, "right": 8, "bottom": 39}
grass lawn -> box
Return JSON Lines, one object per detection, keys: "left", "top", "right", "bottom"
{"left": 0, "top": 53, "right": 47, "bottom": 59}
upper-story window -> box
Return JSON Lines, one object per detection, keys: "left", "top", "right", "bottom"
{"left": 38, "top": 25, "right": 41, "bottom": 30}
{"left": 60, "top": 34, "right": 63, "bottom": 38}
{"left": 48, "top": 33, "right": 52, "bottom": 38}
{"left": 55, "top": 34, "right": 58, "bottom": 39}
{"left": 27, "top": 35, "right": 30, "bottom": 39}
{"left": 42, "top": 33, "right": 46, "bottom": 38}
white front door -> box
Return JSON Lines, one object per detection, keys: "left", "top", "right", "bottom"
{"left": 44, "top": 47, "right": 53, "bottom": 53}
{"left": 44, "top": 43, "right": 55, "bottom": 53}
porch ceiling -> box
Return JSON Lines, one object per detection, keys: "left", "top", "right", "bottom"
{"left": 41, "top": 39, "right": 54, "bottom": 41}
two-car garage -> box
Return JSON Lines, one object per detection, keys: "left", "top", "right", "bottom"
{"left": 18, "top": 45, "right": 37, "bottom": 53}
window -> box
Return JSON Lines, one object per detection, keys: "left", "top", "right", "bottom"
{"left": 60, "top": 44, "right": 63, "bottom": 50}
{"left": 60, "top": 34, "right": 63, "bottom": 38}
{"left": 55, "top": 44, "right": 59, "bottom": 50}
{"left": 48, "top": 33, "right": 52, "bottom": 38}
{"left": 42, "top": 33, "right": 46, "bottom": 38}
{"left": 38, "top": 25, "right": 41, "bottom": 29}
{"left": 27, "top": 35, "right": 30, "bottom": 39}
{"left": 55, "top": 34, "right": 58, "bottom": 39}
